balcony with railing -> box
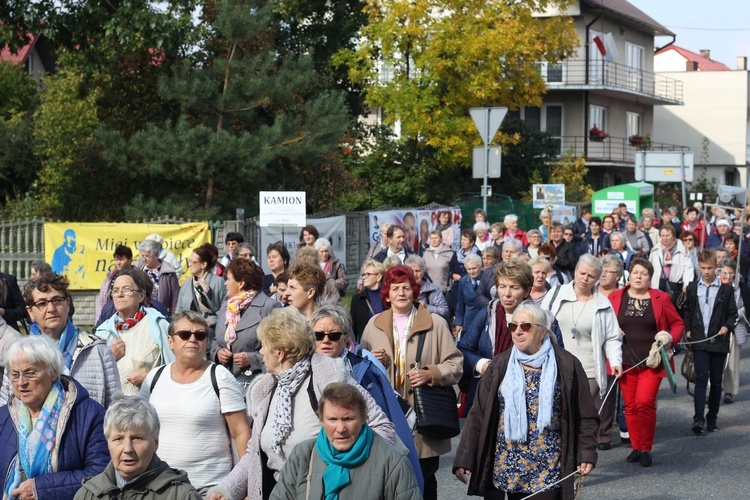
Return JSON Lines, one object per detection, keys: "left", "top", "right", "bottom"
{"left": 541, "top": 59, "right": 683, "bottom": 105}
{"left": 551, "top": 136, "right": 690, "bottom": 164}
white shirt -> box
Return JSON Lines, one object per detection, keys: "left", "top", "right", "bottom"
{"left": 141, "top": 363, "right": 246, "bottom": 489}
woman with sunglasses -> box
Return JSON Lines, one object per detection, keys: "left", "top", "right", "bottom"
{"left": 212, "top": 258, "right": 280, "bottom": 388}
{"left": 210, "top": 307, "right": 398, "bottom": 500}
{"left": 361, "top": 265, "right": 462, "bottom": 500}
{"left": 680, "top": 230, "right": 700, "bottom": 276}
{"left": 310, "top": 304, "right": 423, "bottom": 492}
{"left": 454, "top": 302, "right": 598, "bottom": 500}
{"left": 175, "top": 245, "right": 227, "bottom": 341}
{"left": 95, "top": 268, "right": 173, "bottom": 395}
{"left": 350, "top": 260, "right": 387, "bottom": 342}
{"left": 142, "top": 311, "right": 251, "bottom": 496}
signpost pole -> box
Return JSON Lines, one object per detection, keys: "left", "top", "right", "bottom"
{"left": 483, "top": 109, "right": 490, "bottom": 214}
{"left": 680, "top": 152, "right": 687, "bottom": 209}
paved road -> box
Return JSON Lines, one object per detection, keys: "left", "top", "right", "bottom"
{"left": 433, "top": 349, "right": 750, "bottom": 499}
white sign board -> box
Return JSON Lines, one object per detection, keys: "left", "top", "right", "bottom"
{"left": 594, "top": 199, "right": 636, "bottom": 215}
{"left": 470, "top": 107, "right": 508, "bottom": 145}
{"left": 533, "top": 184, "right": 566, "bottom": 209}
{"left": 259, "top": 191, "right": 306, "bottom": 227}
{"left": 472, "top": 146, "right": 501, "bottom": 178}
{"left": 635, "top": 151, "right": 694, "bottom": 182}
{"left": 259, "top": 215, "right": 346, "bottom": 273}
{"left": 551, "top": 205, "right": 577, "bottom": 226}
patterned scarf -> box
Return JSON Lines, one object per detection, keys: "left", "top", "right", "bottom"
{"left": 272, "top": 356, "right": 312, "bottom": 458}
{"left": 315, "top": 423, "right": 373, "bottom": 500}
{"left": 662, "top": 239, "right": 677, "bottom": 279}
{"left": 502, "top": 337, "right": 557, "bottom": 442}
{"left": 30, "top": 320, "right": 78, "bottom": 372}
{"left": 392, "top": 307, "right": 416, "bottom": 394}
{"left": 224, "top": 290, "right": 256, "bottom": 347}
{"left": 115, "top": 308, "right": 145, "bottom": 331}
{"left": 3, "top": 380, "right": 65, "bottom": 500}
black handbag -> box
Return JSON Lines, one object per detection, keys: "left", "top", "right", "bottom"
{"left": 410, "top": 330, "right": 461, "bottom": 439}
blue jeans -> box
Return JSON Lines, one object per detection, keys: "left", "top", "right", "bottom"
{"left": 692, "top": 350, "right": 727, "bottom": 424}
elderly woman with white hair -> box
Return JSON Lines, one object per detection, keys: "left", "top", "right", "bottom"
{"left": 314, "top": 238, "right": 349, "bottom": 298}
{"left": 525, "top": 229, "right": 543, "bottom": 259}
{"left": 74, "top": 395, "right": 201, "bottom": 499}
{"left": 134, "top": 239, "right": 180, "bottom": 318}
{"left": 608, "top": 231, "right": 635, "bottom": 272}
{"left": 0, "top": 336, "right": 109, "bottom": 500}
{"left": 504, "top": 214, "right": 528, "bottom": 247}
{"left": 502, "top": 237, "right": 523, "bottom": 262}
{"left": 405, "top": 255, "right": 450, "bottom": 321}
{"left": 542, "top": 253, "right": 623, "bottom": 451}
{"left": 454, "top": 302, "right": 598, "bottom": 499}
{"left": 474, "top": 221, "right": 491, "bottom": 252}
{"left": 209, "top": 307, "right": 398, "bottom": 500}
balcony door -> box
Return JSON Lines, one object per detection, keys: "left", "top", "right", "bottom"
{"left": 627, "top": 43, "right": 644, "bottom": 92}
{"left": 588, "top": 30, "right": 612, "bottom": 85}
{"left": 523, "top": 105, "right": 563, "bottom": 154}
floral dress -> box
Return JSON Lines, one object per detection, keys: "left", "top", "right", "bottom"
{"left": 493, "top": 369, "right": 562, "bottom": 493}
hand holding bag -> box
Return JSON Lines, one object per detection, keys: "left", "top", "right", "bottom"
{"left": 410, "top": 330, "right": 461, "bottom": 439}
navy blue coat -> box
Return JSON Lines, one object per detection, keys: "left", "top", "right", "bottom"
{"left": 0, "top": 376, "right": 109, "bottom": 499}
{"left": 455, "top": 275, "right": 482, "bottom": 328}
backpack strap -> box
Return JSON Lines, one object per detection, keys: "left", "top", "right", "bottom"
{"left": 149, "top": 365, "right": 167, "bottom": 394}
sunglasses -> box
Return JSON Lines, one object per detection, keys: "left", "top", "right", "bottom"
{"left": 508, "top": 322, "right": 540, "bottom": 332}
{"left": 314, "top": 331, "right": 345, "bottom": 341}
{"left": 171, "top": 330, "right": 208, "bottom": 341}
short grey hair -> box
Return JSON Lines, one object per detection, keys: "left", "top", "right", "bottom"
{"left": 504, "top": 238, "right": 522, "bottom": 251}
{"left": 464, "top": 254, "right": 482, "bottom": 268}
{"left": 609, "top": 231, "right": 625, "bottom": 246}
{"left": 576, "top": 253, "right": 603, "bottom": 278}
{"left": 310, "top": 303, "right": 353, "bottom": 336}
{"left": 138, "top": 239, "right": 161, "bottom": 255}
{"left": 104, "top": 395, "right": 160, "bottom": 441}
{"left": 513, "top": 302, "right": 550, "bottom": 334}
{"left": 528, "top": 256, "right": 551, "bottom": 271}
{"left": 4, "top": 336, "right": 64, "bottom": 378}
{"left": 382, "top": 255, "right": 402, "bottom": 269}
{"left": 600, "top": 254, "right": 624, "bottom": 276}
{"left": 380, "top": 222, "right": 392, "bottom": 235}
{"left": 504, "top": 214, "right": 518, "bottom": 225}
{"left": 404, "top": 255, "right": 426, "bottom": 271}
{"left": 526, "top": 229, "right": 542, "bottom": 239}
{"left": 313, "top": 238, "right": 331, "bottom": 251}
{"left": 473, "top": 221, "right": 490, "bottom": 232}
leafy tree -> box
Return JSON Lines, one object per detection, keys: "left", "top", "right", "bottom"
{"left": 548, "top": 151, "right": 594, "bottom": 203}
{"left": 336, "top": 0, "right": 578, "bottom": 170}
{"left": 115, "top": 0, "right": 351, "bottom": 211}
{"left": 0, "top": 62, "right": 40, "bottom": 201}
{"left": 497, "top": 117, "right": 558, "bottom": 199}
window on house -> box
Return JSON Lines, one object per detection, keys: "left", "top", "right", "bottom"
{"left": 522, "top": 105, "right": 563, "bottom": 154}
{"left": 626, "top": 112, "right": 642, "bottom": 138}
{"left": 524, "top": 107, "right": 542, "bottom": 131}
{"left": 538, "top": 61, "right": 564, "bottom": 83}
{"left": 590, "top": 105, "right": 607, "bottom": 133}
{"left": 627, "top": 42, "right": 644, "bottom": 92}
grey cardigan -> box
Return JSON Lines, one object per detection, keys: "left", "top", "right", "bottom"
{"left": 210, "top": 291, "right": 281, "bottom": 376}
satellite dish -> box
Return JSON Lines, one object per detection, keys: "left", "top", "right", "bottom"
{"left": 717, "top": 185, "right": 748, "bottom": 207}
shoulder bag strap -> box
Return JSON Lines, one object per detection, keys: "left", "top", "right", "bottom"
{"left": 149, "top": 365, "right": 167, "bottom": 393}
{"left": 414, "top": 326, "right": 427, "bottom": 366}
{"left": 305, "top": 446, "right": 316, "bottom": 500}
{"left": 210, "top": 363, "right": 220, "bottom": 400}
{"left": 364, "top": 297, "right": 375, "bottom": 316}
{"left": 307, "top": 368, "right": 318, "bottom": 412}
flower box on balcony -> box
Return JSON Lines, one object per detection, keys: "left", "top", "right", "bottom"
{"left": 629, "top": 135, "right": 646, "bottom": 147}
{"left": 589, "top": 126, "right": 609, "bottom": 142}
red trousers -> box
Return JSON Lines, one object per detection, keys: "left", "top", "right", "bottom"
{"left": 619, "top": 366, "right": 662, "bottom": 452}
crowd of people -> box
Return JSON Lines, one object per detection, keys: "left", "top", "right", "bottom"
{"left": 0, "top": 202, "right": 748, "bottom": 499}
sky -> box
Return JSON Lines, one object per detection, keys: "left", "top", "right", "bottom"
{"left": 626, "top": 0, "right": 750, "bottom": 68}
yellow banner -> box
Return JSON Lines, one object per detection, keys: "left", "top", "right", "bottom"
{"left": 44, "top": 222, "right": 212, "bottom": 290}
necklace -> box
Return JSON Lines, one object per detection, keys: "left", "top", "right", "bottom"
{"left": 571, "top": 294, "right": 592, "bottom": 339}
{"left": 172, "top": 361, "right": 208, "bottom": 385}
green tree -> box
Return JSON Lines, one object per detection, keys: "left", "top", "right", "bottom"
{"left": 336, "top": 0, "right": 578, "bottom": 170}
{"left": 114, "top": 0, "right": 351, "bottom": 211}
{"left": 0, "top": 62, "right": 40, "bottom": 202}
{"left": 498, "top": 118, "right": 558, "bottom": 199}
{"left": 549, "top": 150, "right": 594, "bottom": 203}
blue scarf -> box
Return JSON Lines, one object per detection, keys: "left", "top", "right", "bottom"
{"left": 315, "top": 422, "right": 373, "bottom": 500}
{"left": 30, "top": 319, "right": 78, "bottom": 373}
{"left": 3, "top": 380, "right": 65, "bottom": 500}
{"left": 501, "top": 337, "right": 557, "bottom": 442}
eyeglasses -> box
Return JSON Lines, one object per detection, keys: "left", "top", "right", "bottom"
{"left": 171, "top": 330, "right": 209, "bottom": 341}
{"left": 111, "top": 287, "right": 143, "bottom": 296}
{"left": 314, "top": 331, "right": 345, "bottom": 341}
{"left": 361, "top": 272, "right": 377, "bottom": 278}
{"left": 682, "top": 238, "right": 695, "bottom": 242}
{"left": 9, "top": 369, "right": 41, "bottom": 382}
{"left": 508, "top": 322, "right": 541, "bottom": 332}
{"left": 32, "top": 296, "right": 67, "bottom": 311}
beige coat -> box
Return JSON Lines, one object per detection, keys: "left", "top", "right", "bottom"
{"left": 361, "top": 304, "right": 463, "bottom": 458}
